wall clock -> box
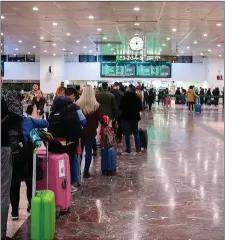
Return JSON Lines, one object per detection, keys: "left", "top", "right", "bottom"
{"left": 129, "top": 36, "right": 144, "bottom": 51}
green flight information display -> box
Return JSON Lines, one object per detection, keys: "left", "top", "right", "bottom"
{"left": 101, "top": 61, "right": 171, "bottom": 78}
{"left": 136, "top": 62, "right": 171, "bottom": 78}
{"left": 101, "top": 62, "right": 136, "bottom": 77}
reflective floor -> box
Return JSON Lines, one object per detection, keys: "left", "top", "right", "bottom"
{"left": 12, "top": 105, "right": 224, "bottom": 240}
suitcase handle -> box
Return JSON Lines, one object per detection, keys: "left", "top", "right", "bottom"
{"left": 62, "top": 178, "right": 68, "bottom": 189}
{"left": 32, "top": 140, "right": 49, "bottom": 197}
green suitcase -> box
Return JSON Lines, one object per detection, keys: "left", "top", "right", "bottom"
{"left": 31, "top": 190, "right": 56, "bottom": 240}
{"left": 31, "top": 143, "right": 56, "bottom": 240}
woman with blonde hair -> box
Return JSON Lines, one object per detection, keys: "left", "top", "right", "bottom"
{"left": 76, "top": 85, "right": 106, "bottom": 178}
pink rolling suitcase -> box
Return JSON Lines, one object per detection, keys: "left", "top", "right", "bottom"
{"left": 36, "top": 146, "right": 71, "bottom": 218}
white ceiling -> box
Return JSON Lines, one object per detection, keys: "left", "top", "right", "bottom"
{"left": 1, "top": 1, "right": 224, "bottom": 57}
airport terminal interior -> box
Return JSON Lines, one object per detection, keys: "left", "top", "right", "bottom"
{"left": 1, "top": 1, "right": 224, "bottom": 240}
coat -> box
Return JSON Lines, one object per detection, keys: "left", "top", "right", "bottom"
{"left": 96, "top": 90, "right": 116, "bottom": 120}
{"left": 120, "top": 92, "right": 142, "bottom": 121}
{"left": 186, "top": 89, "right": 198, "bottom": 102}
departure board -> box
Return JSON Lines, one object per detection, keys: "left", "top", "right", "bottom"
{"left": 136, "top": 62, "right": 171, "bottom": 78}
{"left": 101, "top": 61, "right": 171, "bottom": 78}
{"left": 101, "top": 62, "right": 136, "bottom": 77}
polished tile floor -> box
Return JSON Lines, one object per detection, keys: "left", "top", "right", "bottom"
{"left": 11, "top": 105, "right": 224, "bottom": 240}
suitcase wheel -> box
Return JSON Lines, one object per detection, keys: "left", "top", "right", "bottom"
{"left": 67, "top": 206, "right": 71, "bottom": 213}
{"left": 56, "top": 206, "right": 61, "bottom": 219}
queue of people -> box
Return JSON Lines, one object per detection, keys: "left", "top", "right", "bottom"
{"left": 1, "top": 80, "right": 148, "bottom": 240}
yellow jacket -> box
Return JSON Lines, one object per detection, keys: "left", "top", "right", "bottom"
{"left": 186, "top": 89, "right": 198, "bottom": 102}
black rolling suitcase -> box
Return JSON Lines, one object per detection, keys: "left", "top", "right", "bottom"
{"left": 139, "top": 128, "right": 148, "bottom": 150}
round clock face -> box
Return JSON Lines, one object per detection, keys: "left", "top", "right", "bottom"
{"left": 129, "top": 36, "right": 144, "bottom": 51}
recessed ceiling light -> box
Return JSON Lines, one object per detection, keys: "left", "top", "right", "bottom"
{"left": 70, "top": 52, "right": 73, "bottom": 55}
{"left": 76, "top": 40, "right": 80, "bottom": 43}
{"left": 217, "top": 44, "right": 221, "bottom": 47}
{"left": 66, "top": 33, "right": 71, "bottom": 36}
{"left": 134, "top": 33, "right": 139, "bottom": 36}
{"left": 53, "top": 53, "right": 56, "bottom": 56}
{"left": 133, "top": 7, "right": 140, "bottom": 11}
{"left": 176, "top": 54, "right": 179, "bottom": 57}
{"left": 208, "top": 49, "right": 211, "bottom": 52}
{"left": 200, "top": 53, "right": 203, "bottom": 56}
{"left": 32, "top": 6, "right": 39, "bottom": 11}
{"left": 203, "top": 33, "right": 207, "bottom": 37}
{"left": 52, "top": 22, "right": 58, "bottom": 26}
{"left": 114, "top": 52, "right": 116, "bottom": 55}
{"left": 218, "top": 54, "right": 222, "bottom": 57}
{"left": 83, "top": 46, "right": 87, "bottom": 48}
{"left": 162, "top": 44, "right": 166, "bottom": 47}
{"left": 194, "top": 41, "right": 197, "bottom": 44}
{"left": 166, "top": 37, "right": 171, "bottom": 40}
{"left": 172, "top": 28, "right": 177, "bottom": 32}
{"left": 18, "top": 40, "right": 22, "bottom": 43}
{"left": 62, "top": 48, "right": 66, "bottom": 51}
{"left": 134, "top": 23, "right": 140, "bottom": 26}
{"left": 40, "top": 36, "right": 44, "bottom": 40}
{"left": 181, "top": 51, "right": 184, "bottom": 54}
{"left": 1, "top": 43, "right": 3, "bottom": 46}
{"left": 1, "top": 16, "right": 5, "bottom": 19}
{"left": 186, "top": 46, "right": 190, "bottom": 49}
{"left": 33, "top": 46, "right": 36, "bottom": 48}
{"left": 89, "top": 50, "right": 92, "bottom": 53}
{"left": 217, "top": 23, "right": 222, "bottom": 27}
{"left": 27, "top": 52, "right": 30, "bottom": 54}
{"left": 103, "top": 37, "right": 107, "bottom": 40}
{"left": 53, "top": 43, "right": 56, "bottom": 46}
{"left": 15, "top": 48, "right": 18, "bottom": 51}
{"left": 44, "top": 50, "right": 47, "bottom": 53}
{"left": 14, "top": 53, "right": 16, "bottom": 56}
{"left": 97, "top": 28, "right": 102, "bottom": 31}
{"left": 88, "top": 15, "right": 94, "bottom": 19}
{"left": 1, "top": 33, "right": 3, "bottom": 36}
{"left": 111, "top": 48, "right": 114, "bottom": 51}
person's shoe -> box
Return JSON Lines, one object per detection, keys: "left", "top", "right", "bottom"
{"left": 71, "top": 186, "right": 78, "bottom": 193}
{"left": 136, "top": 148, "right": 141, "bottom": 153}
{"left": 27, "top": 203, "right": 31, "bottom": 213}
{"left": 83, "top": 170, "right": 90, "bottom": 178}
{"left": 11, "top": 212, "right": 19, "bottom": 221}
{"left": 125, "top": 149, "right": 131, "bottom": 153}
{"left": 93, "top": 150, "right": 97, "bottom": 157}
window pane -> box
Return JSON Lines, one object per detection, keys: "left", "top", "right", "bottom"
{"left": 79, "top": 55, "right": 97, "bottom": 62}
{"left": 26, "top": 54, "right": 35, "bottom": 62}
{"left": 8, "top": 55, "right": 17, "bottom": 62}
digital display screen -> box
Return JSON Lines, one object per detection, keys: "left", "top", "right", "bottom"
{"left": 101, "top": 62, "right": 136, "bottom": 77}
{"left": 100, "top": 61, "right": 171, "bottom": 78}
{"left": 136, "top": 62, "right": 171, "bottom": 78}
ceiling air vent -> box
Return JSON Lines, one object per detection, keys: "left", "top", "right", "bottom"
{"left": 44, "top": 40, "right": 54, "bottom": 43}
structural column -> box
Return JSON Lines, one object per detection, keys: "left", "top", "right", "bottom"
{"left": 40, "top": 55, "right": 65, "bottom": 93}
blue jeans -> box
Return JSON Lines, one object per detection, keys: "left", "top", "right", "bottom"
{"left": 81, "top": 136, "right": 95, "bottom": 170}
{"left": 125, "top": 129, "right": 141, "bottom": 151}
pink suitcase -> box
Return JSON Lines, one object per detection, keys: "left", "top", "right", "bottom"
{"left": 36, "top": 148, "right": 71, "bottom": 218}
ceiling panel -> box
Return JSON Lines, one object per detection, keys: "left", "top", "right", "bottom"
{"left": 1, "top": 1, "right": 224, "bottom": 57}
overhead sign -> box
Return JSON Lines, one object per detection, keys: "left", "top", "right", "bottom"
{"left": 101, "top": 61, "right": 171, "bottom": 78}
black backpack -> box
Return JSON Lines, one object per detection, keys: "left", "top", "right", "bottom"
{"left": 48, "top": 104, "right": 83, "bottom": 142}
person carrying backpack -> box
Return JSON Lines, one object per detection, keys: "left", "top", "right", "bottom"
{"left": 48, "top": 88, "right": 86, "bottom": 192}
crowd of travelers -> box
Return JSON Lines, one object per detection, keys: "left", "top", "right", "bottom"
{"left": 1, "top": 77, "right": 224, "bottom": 239}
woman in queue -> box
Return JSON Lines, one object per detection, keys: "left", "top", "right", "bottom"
{"left": 76, "top": 85, "right": 106, "bottom": 178}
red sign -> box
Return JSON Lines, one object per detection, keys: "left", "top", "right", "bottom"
{"left": 217, "top": 75, "right": 223, "bottom": 80}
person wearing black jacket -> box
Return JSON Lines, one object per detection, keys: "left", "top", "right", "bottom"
{"left": 111, "top": 82, "right": 123, "bottom": 143}
{"left": 120, "top": 84, "right": 142, "bottom": 153}
{"left": 212, "top": 87, "right": 220, "bottom": 106}
{"left": 199, "top": 88, "right": 205, "bottom": 105}
{"left": 148, "top": 88, "right": 155, "bottom": 111}
{"left": 1, "top": 76, "right": 23, "bottom": 240}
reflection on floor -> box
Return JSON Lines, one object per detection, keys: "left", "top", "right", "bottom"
{"left": 12, "top": 105, "right": 224, "bottom": 240}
